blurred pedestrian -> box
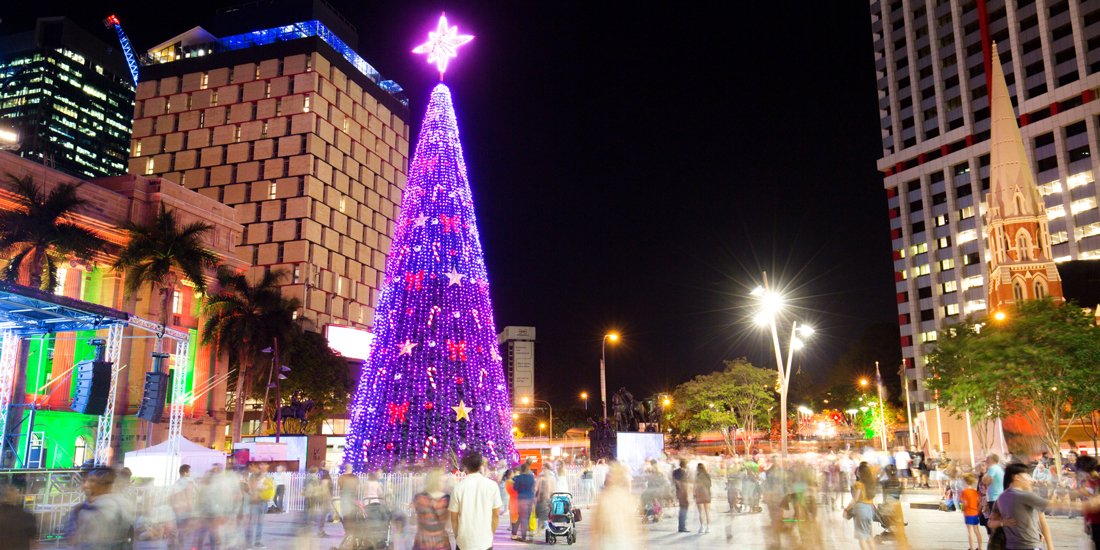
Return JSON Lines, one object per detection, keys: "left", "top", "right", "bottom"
{"left": 411, "top": 469, "right": 450, "bottom": 550}
{"left": 555, "top": 462, "right": 570, "bottom": 494}
{"left": 894, "top": 447, "right": 912, "bottom": 489}
{"left": 879, "top": 464, "right": 910, "bottom": 548}
{"left": 511, "top": 463, "right": 535, "bottom": 542}
{"left": 449, "top": 451, "right": 501, "bottom": 550}
{"left": 66, "top": 467, "right": 135, "bottom": 550}
{"left": 271, "top": 465, "right": 287, "bottom": 513}
{"left": 0, "top": 484, "right": 35, "bottom": 550}
{"left": 252, "top": 463, "right": 275, "bottom": 547}
{"left": 499, "top": 469, "right": 513, "bottom": 523}
{"left": 535, "top": 466, "right": 555, "bottom": 534}
{"left": 844, "top": 462, "right": 877, "bottom": 550}
{"left": 982, "top": 454, "right": 1005, "bottom": 533}
{"left": 694, "top": 462, "right": 712, "bottom": 533}
{"left": 592, "top": 463, "right": 644, "bottom": 549}
{"left": 337, "top": 463, "right": 361, "bottom": 528}
{"left": 169, "top": 464, "right": 196, "bottom": 550}
{"left": 305, "top": 466, "right": 332, "bottom": 536}
{"left": 672, "top": 459, "right": 690, "bottom": 532}
{"left": 363, "top": 470, "right": 384, "bottom": 502}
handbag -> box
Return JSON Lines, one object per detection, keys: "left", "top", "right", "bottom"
{"left": 987, "top": 527, "right": 1006, "bottom": 550}
{"left": 843, "top": 506, "right": 853, "bottom": 520}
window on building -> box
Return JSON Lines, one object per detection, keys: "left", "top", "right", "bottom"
{"left": 1013, "top": 281, "right": 1025, "bottom": 302}
{"left": 1034, "top": 280, "right": 1047, "bottom": 299}
{"left": 940, "top": 258, "right": 955, "bottom": 271}
{"left": 172, "top": 290, "right": 182, "bottom": 314}
{"left": 946, "top": 303, "right": 961, "bottom": 316}
{"left": 912, "top": 220, "right": 926, "bottom": 234}
{"left": 959, "top": 206, "right": 975, "bottom": 219}
{"left": 145, "top": 157, "right": 154, "bottom": 175}
{"left": 938, "top": 236, "right": 952, "bottom": 248}
{"left": 73, "top": 436, "right": 87, "bottom": 467}
{"left": 943, "top": 280, "right": 957, "bottom": 294}
{"left": 919, "top": 286, "right": 933, "bottom": 299}
{"left": 53, "top": 268, "right": 67, "bottom": 295}
{"left": 935, "top": 215, "right": 948, "bottom": 227}
{"left": 921, "top": 309, "right": 935, "bottom": 322}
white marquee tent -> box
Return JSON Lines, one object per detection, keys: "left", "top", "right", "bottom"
{"left": 124, "top": 438, "right": 225, "bottom": 485}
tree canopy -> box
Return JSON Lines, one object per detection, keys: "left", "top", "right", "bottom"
{"left": 671, "top": 358, "right": 775, "bottom": 455}
{"left": 0, "top": 176, "right": 105, "bottom": 290}
{"left": 926, "top": 299, "right": 1100, "bottom": 471}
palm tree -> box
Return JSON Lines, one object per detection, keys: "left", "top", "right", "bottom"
{"left": 113, "top": 205, "right": 220, "bottom": 329}
{"left": 0, "top": 175, "right": 106, "bottom": 290}
{"left": 202, "top": 266, "right": 301, "bottom": 442}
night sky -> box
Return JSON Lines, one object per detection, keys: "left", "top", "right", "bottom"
{"left": 2, "top": 1, "right": 899, "bottom": 408}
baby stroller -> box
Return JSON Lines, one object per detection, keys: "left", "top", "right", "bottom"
{"left": 642, "top": 496, "right": 662, "bottom": 523}
{"left": 545, "top": 492, "right": 579, "bottom": 545}
{"left": 332, "top": 498, "right": 391, "bottom": 550}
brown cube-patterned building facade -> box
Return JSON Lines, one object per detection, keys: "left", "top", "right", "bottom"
{"left": 129, "top": 37, "right": 410, "bottom": 332}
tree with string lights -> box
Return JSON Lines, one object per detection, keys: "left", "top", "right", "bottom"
{"left": 343, "top": 15, "right": 516, "bottom": 471}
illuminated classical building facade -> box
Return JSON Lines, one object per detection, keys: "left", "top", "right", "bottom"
{"left": 0, "top": 151, "right": 245, "bottom": 466}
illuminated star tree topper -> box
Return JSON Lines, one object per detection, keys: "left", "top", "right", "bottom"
{"left": 412, "top": 13, "right": 474, "bottom": 79}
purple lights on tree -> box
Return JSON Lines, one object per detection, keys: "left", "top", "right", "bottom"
{"left": 343, "top": 83, "right": 517, "bottom": 471}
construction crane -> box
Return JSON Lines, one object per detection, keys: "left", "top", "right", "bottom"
{"left": 103, "top": 15, "right": 139, "bottom": 86}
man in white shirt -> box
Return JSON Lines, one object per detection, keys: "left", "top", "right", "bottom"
{"left": 450, "top": 451, "right": 502, "bottom": 550}
{"left": 894, "top": 447, "right": 913, "bottom": 488}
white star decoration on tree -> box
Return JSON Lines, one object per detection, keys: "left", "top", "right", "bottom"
{"left": 412, "top": 13, "right": 474, "bottom": 77}
{"left": 444, "top": 268, "right": 465, "bottom": 286}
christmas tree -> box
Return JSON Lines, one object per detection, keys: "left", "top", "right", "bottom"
{"left": 343, "top": 17, "right": 516, "bottom": 471}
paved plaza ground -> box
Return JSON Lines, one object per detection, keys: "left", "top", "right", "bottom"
{"left": 83, "top": 490, "right": 1093, "bottom": 550}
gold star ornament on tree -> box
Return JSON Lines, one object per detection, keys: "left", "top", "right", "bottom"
{"left": 452, "top": 400, "right": 472, "bottom": 421}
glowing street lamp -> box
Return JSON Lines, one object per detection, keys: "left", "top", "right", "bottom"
{"left": 993, "top": 310, "right": 1007, "bottom": 322}
{"left": 580, "top": 391, "right": 588, "bottom": 411}
{"left": 523, "top": 395, "right": 553, "bottom": 442}
{"left": 750, "top": 272, "right": 814, "bottom": 457}
{"left": 538, "top": 421, "right": 547, "bottom": 437}
{"left": 859, "top": 377, "right": 870, "bottom": 388}
{"left": 600, "top": 332, "right": 619, "bottom": 420}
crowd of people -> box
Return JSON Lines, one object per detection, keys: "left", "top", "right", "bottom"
{"left": 3, "top": 445, "right": 1100, "bottom": 549}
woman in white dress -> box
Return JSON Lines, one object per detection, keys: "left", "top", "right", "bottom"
{"left": 592, "top": 463, "right": 645, "bottom": 549}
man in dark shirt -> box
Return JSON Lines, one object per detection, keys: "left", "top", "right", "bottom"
{"left": 0, "top": 484, "right": 35, "bottom": 550}
{"left": 672, "top": 459, "right": 690, "bottom": 533}
{"left": 511, "top": 463, "right": 536, "bottom": 542}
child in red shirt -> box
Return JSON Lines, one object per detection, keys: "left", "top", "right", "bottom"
{"left": 959, "top": 473, "right": 982, "bottom": 550}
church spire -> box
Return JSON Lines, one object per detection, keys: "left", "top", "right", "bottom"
{"left": 983, "top": 41, "right": 1063, "bottom": 315}
{"left": 987, "top": 42, "right": 1044, "bottom": 219}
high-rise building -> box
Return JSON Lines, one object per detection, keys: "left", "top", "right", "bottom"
{"left": 0, "top": 17, "right": 134, "bottom": 179}
{"left": 130, "top": 0, "right": 410, "bottom": 332}
{"left": 498, "top": 326, "right": 536, "bottom": 407}
{"left": 870, "top": 0, "right": 1100, "bottom": 409}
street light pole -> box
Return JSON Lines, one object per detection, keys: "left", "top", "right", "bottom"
{"left": 752, "top": 272, "right": 813, "bottom": 459}
{"left": 523, "top": 397, "right": 553, "bottom": 443}
{"left": 760, "top": 272, "right": 789, "bottom": 457}
{"left": 600, "top": 333, "right": 618, "bottom": 421}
